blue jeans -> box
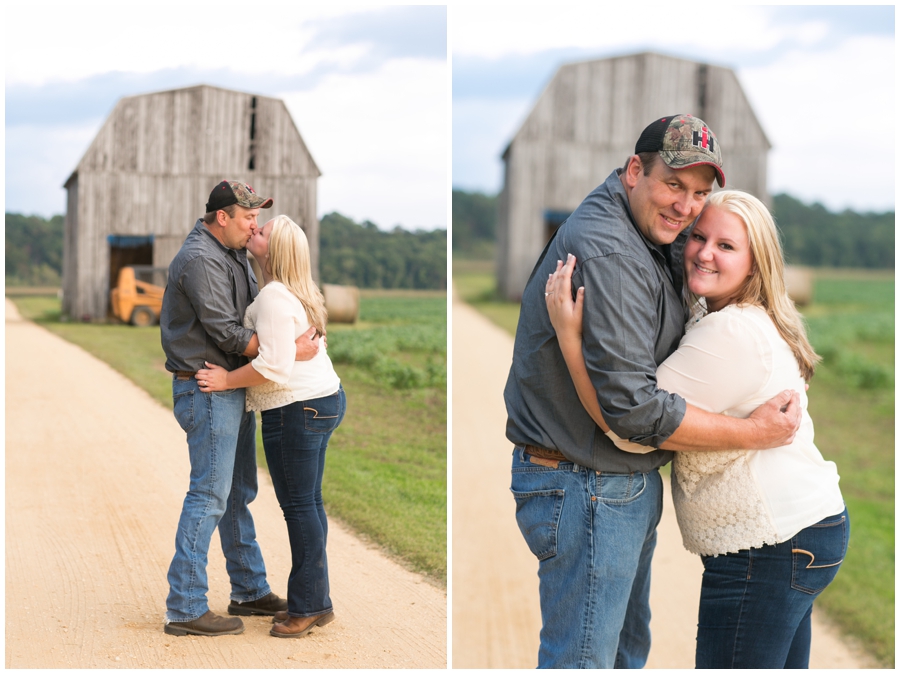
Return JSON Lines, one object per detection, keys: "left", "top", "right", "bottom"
{"left": 696, "top": 506, "right": 849, "bottom": 668}
{"left": 510, "top": 447, "right": 663, "bottom": 669}
{"left": 261, "top": 387, "right": 345, "bottom": 617}
{"left": 166, "top": 378, "right": 270, "bottom": 622}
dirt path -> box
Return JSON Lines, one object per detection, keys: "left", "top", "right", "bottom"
{"left": 5, "top": 299, "right": 445, "bottom": 669}
{"left": 450, "top": 291, "right": 873, "bottom": 669}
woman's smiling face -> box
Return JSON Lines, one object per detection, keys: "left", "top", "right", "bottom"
{"left": 684, "top": 204, "right": 755, "bottom": 312}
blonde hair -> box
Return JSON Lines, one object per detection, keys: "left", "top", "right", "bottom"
{"left": 265, "top": 215, "right": 328, "bottom": 334}
{"left": 692, "top": 190, "right": 820, "bottom": 381}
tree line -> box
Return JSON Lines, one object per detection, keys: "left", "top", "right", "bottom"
{"left": 5, "top": 212, "right": 65, "bottom": 286}
{"left": 452, "top": 189, "right": 895, "bottom": 269}
{"left": 5, "top": 211, "right": 447, "bottom": 290}
{"left": 319, "top": 212, "right": 447, "bottom": 290}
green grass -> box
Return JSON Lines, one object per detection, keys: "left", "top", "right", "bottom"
{"left": 9, "top": 291, "right": 447, "bottom": 584}
{"left": 452, "top": 259, "right": 520, "bottom": 334}
{"left": 799, "top": 272, "right": 894, "bottom": 665}
{"left": 453, "top": 261, "right": 894, "bottom": 665}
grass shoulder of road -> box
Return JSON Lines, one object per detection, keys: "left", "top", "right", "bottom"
{"left": 8, "top": 289, "right": 447, "bottom": 585}
{"left": 453, "top": 260, "right": 894, "bottom": 666}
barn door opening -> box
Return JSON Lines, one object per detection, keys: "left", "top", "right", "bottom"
{"left": 108, "top": 235, "right": 154, "bottom": 292}
{"left": 544, "top": 209, "right": 572, "bottom": 244}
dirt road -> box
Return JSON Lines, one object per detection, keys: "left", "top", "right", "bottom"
{"left": 451, "top": 292, "right": 872, "bottom": 669}
{"left": 5, "top": 299, "right": 445, "bottom": 668}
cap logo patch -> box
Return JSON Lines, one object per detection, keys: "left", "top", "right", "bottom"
{"left": 692, "top": 127, "right": 714, "bottom": 152}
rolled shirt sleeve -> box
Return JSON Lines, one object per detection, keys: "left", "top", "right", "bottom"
{"left": 578, "top": 252, "right": 687, "bottom": 446}
{"left": 604, "top": 307, "right": 771, "bottom": 452}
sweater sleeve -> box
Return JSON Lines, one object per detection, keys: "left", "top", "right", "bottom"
{"left": 249, "top": 286, "right": 300, "bottom": 385}
{"left": 657, "top": 308, "right": 772, "bottom": 415}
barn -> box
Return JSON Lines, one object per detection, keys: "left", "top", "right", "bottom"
{"left": 62, "top": 84, "right": 320, "bottom": 321}
{"left": 496, "top": 52, "right": 771, "bottom": 300}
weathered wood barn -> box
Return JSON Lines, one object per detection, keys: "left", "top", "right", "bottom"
{"left": 63, "top": 84, "right": 320, "bottom": 321}
{"left": 497, "top": 52, "right": 771, "bottom": 300}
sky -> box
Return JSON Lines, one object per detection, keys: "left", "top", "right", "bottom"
{"left": 5, "top": 3, "right": 448, "bottom": 231}
{"left": 452, "top": 4, "right": 896, "bottom": 214}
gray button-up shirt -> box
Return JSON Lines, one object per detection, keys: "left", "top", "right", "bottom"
{"left": 504, "top": 169, "right": 689, "bottom": 473}
{"left": 161, "top": 219, "right": 258, "bottom": 373}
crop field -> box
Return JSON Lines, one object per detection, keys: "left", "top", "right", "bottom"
{"left": 8, "top": 290, "right": 448, "bottom": 584}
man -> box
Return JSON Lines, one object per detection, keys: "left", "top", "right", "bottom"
{"left": 161, "top": 180, "right": 319, "bottom": 636}
{"left": 504, "top": 115, "right": 801, "bottom": 668}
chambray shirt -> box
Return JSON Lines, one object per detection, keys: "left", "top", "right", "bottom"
{"left": 161, "top": 219, "right": 258, "bottom": 374}
{"left": 504, "top": 169, "right": 688, "bottom": 473}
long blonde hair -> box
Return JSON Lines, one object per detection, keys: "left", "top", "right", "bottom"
{"left": 265, "top": 215, "right": 328, "bottom": 335}
{"left": 692, "top": 190, "right": 820, "bottom": 381}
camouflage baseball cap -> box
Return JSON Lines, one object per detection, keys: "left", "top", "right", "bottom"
{"left": 634, "top": 114, "right": 725, "bottom": 187}
{"left": 205, "top": 180, "right": 274, "bottom": 212}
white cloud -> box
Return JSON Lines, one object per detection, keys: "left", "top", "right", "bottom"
{"left": 739, "top": 35, "right": 894, "bottom": 210}
{"left": 451, "top": 5, "right": 781, "bottom": 59}
{"left": 5, "top": 5, "right": 449, "bottom": 229}
{"left": 281, "top": 58, "right": 448, "bottom": 229}
{"left": 4, "top": 4, "right": 381, "bottom": 85}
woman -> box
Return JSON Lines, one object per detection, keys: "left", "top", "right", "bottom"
{"left": 197, "top": 215, "right": 345, "bottom": 639}
{"left": 545, "top": 190, "right": 847, "bottom": 668}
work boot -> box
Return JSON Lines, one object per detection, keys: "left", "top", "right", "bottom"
{"left": 270, "top": 611, "right": 335, "bottom": 638}
{"left": 228, "top": 592, "right": 288, "bottom": 616}
{"left": 164, "top": 610, "right": 244, "bottom": 637}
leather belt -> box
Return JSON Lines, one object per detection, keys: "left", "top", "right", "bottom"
{"left": 523, "top": 444, "right": 569, "bottom": 468}
{"left": 524, "top": 444, "right": 567, "bottom": 460}
{"left": 173, "top": 370, "right": 196, "bottom": 381}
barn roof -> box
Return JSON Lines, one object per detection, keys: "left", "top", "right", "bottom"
{"left": 501, "top": 50, "right": 771, "bottom": 158}
{"left": 63, "top": 84, "right": 321, "bottom": 189}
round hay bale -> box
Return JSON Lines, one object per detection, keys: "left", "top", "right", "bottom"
{"left": 784, "top": 266, "right": 814, "bottom": 306}
{"left": 323, "top": 284, "right": 360, "bottom": 323}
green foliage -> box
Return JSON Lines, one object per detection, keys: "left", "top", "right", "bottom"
{"left": 799, "top": 274, "right": 894, "bottom": 665}
{"left": 5, "top": 212, "right": 64, "bottom": 285}
{"left": 773, "top": 194, "right": 895, "bottom": 269}
{"left": 452, "top": 189, "right": 497, "bottom": 257}
{"left": 4, "top": 210, "right": 448, "bottom": 291}
{"left": 328, "top": 296, "right": 447, "bottom": 390}
{"left": 805, "top": 277, "right": 895, "bottom": 391}
{"left": 319, "top": 212, "right": 447, "bottom": 289}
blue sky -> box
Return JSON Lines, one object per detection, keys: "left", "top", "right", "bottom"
{"left": 452, "top": 5, "right": 895, "bottom": 213}
{"left": 5, "top": 4, "right": 448, "bottom": 230}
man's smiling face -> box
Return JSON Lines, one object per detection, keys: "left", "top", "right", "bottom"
{"left": 624, "top": 156, "right": 716, "bottom": 246}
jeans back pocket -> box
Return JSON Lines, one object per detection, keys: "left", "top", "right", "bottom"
{"left": 304, "top": 389, "right": 345, "bottom": 434}
{"left": 511, "top": 488, "right": 565, "bottom": 561}
{"left": 791, "top": 510, "right": 849, "bottom": 595}
{"left": 172, "top": 389, "right": 196, "bottom": 432}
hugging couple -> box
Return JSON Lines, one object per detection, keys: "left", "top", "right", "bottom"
{"left": 161, "top": 181, "right": 344, "bottom": 639}
{"left": 505, "top": 115, "right": 848, "bottom": 669}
